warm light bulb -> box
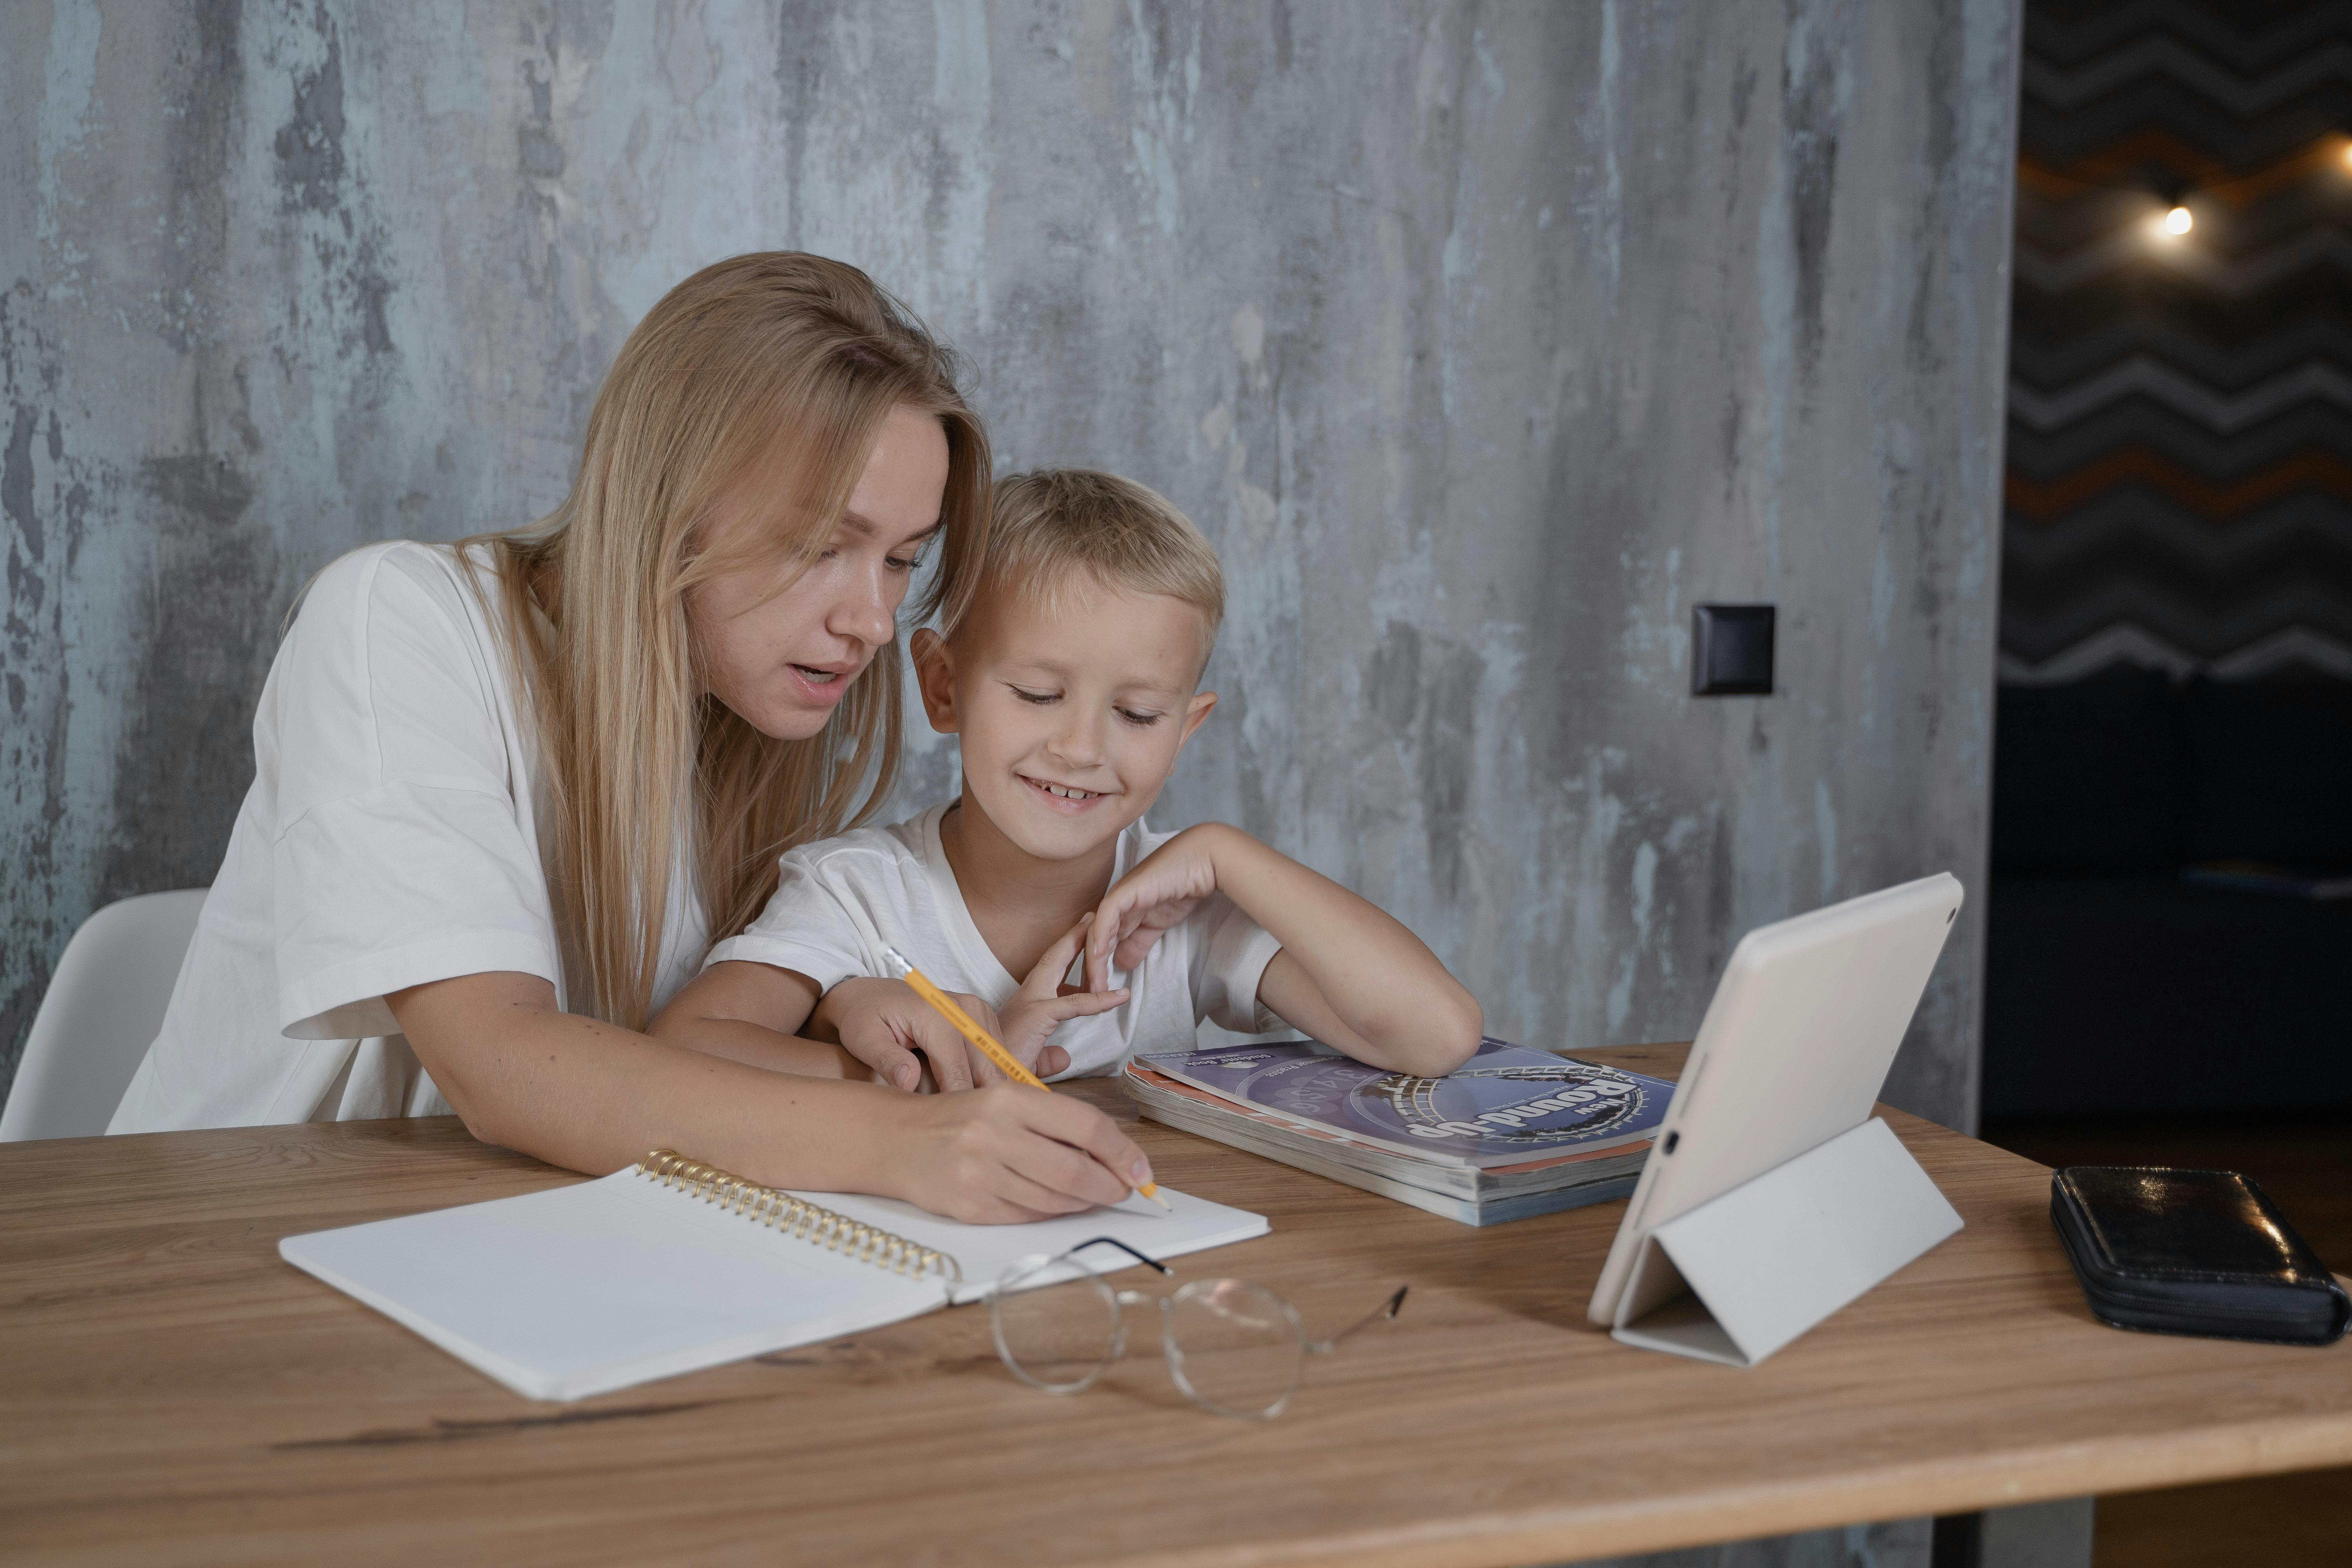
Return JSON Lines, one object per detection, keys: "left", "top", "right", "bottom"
{"left": 2163, "top": 205, "right": 2192, "bottom": 235}
{"left": 2343, "top": 142, "right": 2352, "bottom": 171}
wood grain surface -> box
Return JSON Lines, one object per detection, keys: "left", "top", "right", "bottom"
{"left": 2, "top": 1044, "right": 2348, "bottom": 1568}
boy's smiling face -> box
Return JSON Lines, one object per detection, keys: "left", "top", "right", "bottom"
{"left": 913, "top": 574, "right": 1217, "bottom": 864}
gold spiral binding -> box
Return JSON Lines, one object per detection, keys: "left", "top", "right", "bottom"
{"left": 634, "top": 1150, "right": 963, "bottom": 1284}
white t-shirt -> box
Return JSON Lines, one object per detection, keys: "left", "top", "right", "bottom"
{"left": 109, "top": 541, "right": 707, "bottom": 1132}
{"left": 704, "top": 804, "right": 1283, "bottom": 1078}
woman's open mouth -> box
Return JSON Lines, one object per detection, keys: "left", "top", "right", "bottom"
{"left": 787, "top": 662, "right": 855, "bottom": 704}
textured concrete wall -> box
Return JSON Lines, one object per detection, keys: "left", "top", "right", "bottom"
{"left": 2, "top": 1, "right": 2019, "bottom": 1128}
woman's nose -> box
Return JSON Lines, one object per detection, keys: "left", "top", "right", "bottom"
{"left": 830, "top": 564, "right": 900, "bottom": 648}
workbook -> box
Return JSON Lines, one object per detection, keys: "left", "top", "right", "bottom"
{"left": 279, "top": 1151, "right": 1267, "bottom": 1402}
{"left": 1126, "top": 1038, "right": 1670, "bottom": 1225}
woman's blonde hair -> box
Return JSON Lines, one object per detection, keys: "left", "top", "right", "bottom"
{"left": 466, "top": 253, "right": 990, "bottom": 1029}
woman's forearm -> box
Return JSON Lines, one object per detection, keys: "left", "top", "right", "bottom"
{"left": 389, "top": 970, "right": 913, "bottom": 1191}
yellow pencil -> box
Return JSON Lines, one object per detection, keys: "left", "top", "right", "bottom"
{"left": 880, "top": 945, "right": 1171, "bottom": 1210}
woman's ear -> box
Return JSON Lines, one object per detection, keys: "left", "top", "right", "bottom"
{"left": 910, "top": 628, "right": 961, "bottom": 734}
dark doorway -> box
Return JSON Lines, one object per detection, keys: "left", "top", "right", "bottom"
{"left": 1984, "top": 5, "right": 2352, "bottom": 1564}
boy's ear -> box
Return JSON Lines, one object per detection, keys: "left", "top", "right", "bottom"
{"left": 910, "top": 628, "right": 961, "bottom": 734}
{"left": 1173, "top": 689, "right": 1218, "bottom": 755}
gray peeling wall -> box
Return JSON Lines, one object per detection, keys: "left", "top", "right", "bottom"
{"left": 1, "top": 1, "right": 2019, "bottom": 1128}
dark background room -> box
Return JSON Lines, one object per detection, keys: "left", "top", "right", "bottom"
{"left": 1984, "top": 2, "right": 2352, "bottom": 1563}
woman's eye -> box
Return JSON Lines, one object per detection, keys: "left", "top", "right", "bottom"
{"left": 1117, "top": 708, "right": 1163, "bottom": 727}
{"left": 885, "top": 552, "right": 923, "bottom": 574}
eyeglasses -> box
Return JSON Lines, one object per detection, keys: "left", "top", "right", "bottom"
{"left": 988, "top": 1237, "right": 1406, "bottom": 1420}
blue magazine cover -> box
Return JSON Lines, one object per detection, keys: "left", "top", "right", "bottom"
{"left": 1134, "top": 1038, "right": 1670, "bottom": 1169}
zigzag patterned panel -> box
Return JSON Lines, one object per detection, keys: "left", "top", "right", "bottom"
{"left": 2007, "top": 0, "right": 2352, "bottom": 681}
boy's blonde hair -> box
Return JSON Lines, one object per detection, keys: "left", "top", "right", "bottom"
{"left": 965, "top": 470, "right": 1224, "bottom": 651}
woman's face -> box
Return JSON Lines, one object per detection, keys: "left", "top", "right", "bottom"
{"left": 690, "top": 404, "right": 951, "bottom": 740}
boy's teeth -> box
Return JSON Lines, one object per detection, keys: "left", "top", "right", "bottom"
{"left": 1042, "top": 782, "right": 1094, "bottom": 800}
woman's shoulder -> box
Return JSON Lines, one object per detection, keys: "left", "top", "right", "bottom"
{"left": 268, "top": 539, "right": 523, "bottom": 750}
{"left": 296, "top": 539, "right": 499, "bottom": 630}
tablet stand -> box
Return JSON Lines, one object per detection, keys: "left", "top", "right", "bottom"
{"left": 1610, "top": 1117, "right": 1964, "bottom": 1367}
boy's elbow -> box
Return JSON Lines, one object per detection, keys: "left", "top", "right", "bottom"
{"left": 1430, "top": 987, "right": 1484, "bottom": 1074}
{"left": 646, "top": 996, "right": 726, "bottom": 1047}
{"left": 1391, "top": 984, "right": 1482, "bottom": 1078}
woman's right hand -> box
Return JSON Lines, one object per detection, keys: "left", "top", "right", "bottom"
{"left": 890, "top": 1084, "right": 1154, "bottom": 1223}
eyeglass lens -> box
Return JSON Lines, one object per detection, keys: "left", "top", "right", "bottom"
{"left": 1165, "top": 1279, "right": 1301, "bottom": 1418}
{"left": 992, "top": 1263, "right": 1121, "bottom": 1394}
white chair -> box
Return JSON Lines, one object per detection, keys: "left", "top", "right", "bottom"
{"left": 0, "top": 889, "right": 208, "bottom": 1141}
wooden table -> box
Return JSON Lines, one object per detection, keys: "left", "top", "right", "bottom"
{"left": 3, "top": 1045, "right": 2348, "bottom": 1567}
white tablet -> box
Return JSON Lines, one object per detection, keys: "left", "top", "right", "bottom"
{"left": 1586, "top": 871, "right": 1964, "bottom": 1328}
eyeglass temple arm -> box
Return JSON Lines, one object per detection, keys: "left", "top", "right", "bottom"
{"left": 1305, "top": 1285, "right": 1409, "bottom": 1355}
{"left": 1065, "top": 1236, "right": 1172, "bottom": 1274}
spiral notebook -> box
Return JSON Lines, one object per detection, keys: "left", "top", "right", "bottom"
{"left": 280, "top": 1151, "right": 1268, "bottom": 1401}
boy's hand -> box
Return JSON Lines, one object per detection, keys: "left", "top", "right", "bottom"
{"left": 995, "top": 916, "right": 1130, "bottom": 1072}
{"left": 819, "top": 977, "right": 1078, "bottom": 1093}
{"left": 1084, "top": 825, "right": 1227, "bottom": 993}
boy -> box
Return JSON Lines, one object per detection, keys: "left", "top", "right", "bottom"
{"left": 652, "top": 469, "right": 1481, "bottom": 1091}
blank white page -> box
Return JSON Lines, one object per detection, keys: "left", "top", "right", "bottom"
{"left": 281, "top": 1170, "right": 948, "bottom": 1402}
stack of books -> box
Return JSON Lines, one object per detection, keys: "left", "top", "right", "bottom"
{"left": 1124, "top": 1037, "right": 1671, "bottom": 1226}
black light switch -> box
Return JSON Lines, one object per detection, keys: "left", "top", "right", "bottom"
{"left": 1692, "top": 604, "right": 1775, "bottom": 695}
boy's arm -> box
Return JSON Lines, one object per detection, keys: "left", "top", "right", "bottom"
{"left": 648, "top": 962, "right": 877, "bottom": 1080}
{"left": 1085, "top": 824, "right": 1484, "bottom": 1078}
{"left": 655, "top": 847, "right": 942, "bottom": 1089}
{"left": 653, "top": 964, "right": 1090, "bottom": 1093}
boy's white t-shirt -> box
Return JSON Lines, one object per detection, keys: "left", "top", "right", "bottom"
{"left": 705, "top": 804, "right": 1283, "bottom": 1077}
{"left": 109, "top": 540, "right": 706, "bottom": 1134}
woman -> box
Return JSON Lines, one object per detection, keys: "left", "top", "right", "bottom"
{"left": 110, "top": 253, "right": 1152, "bottom": 1224}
